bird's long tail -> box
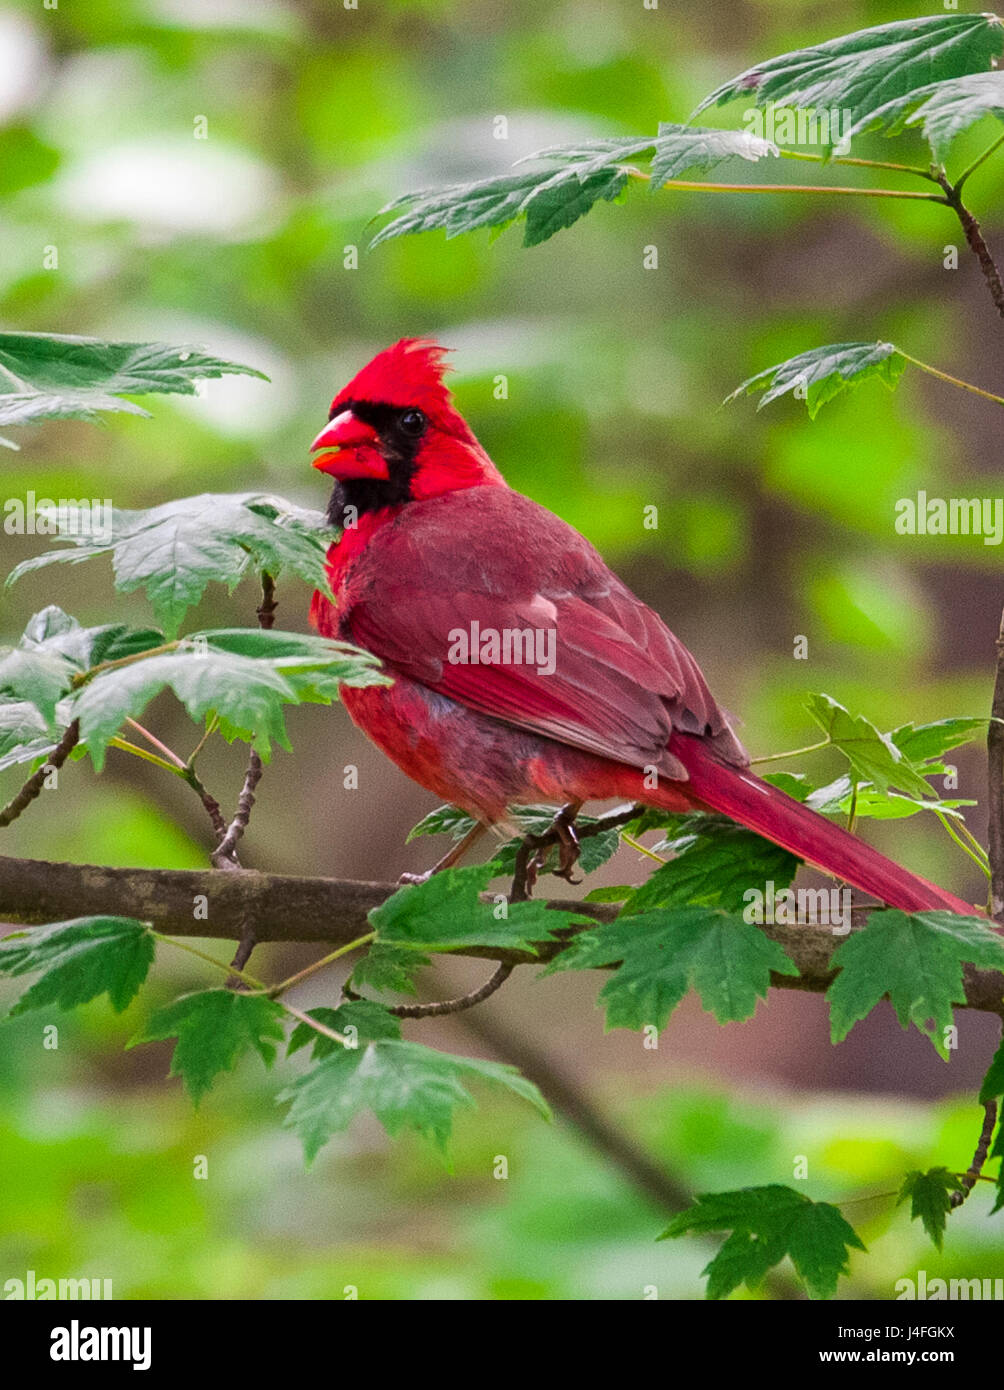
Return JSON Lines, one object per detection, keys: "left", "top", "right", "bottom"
{"left": 666, "top": 733, "right": 977, "bottom": 915}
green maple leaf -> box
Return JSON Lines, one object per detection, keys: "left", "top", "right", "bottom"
{"left": 0, "top": 698, "right": 59, "bottom": 771}
{"left": 129, "top": 989, "right": 286, "bottom": 1104}
{"left": 806, "top": 692, "right": 936, "bottom": 799}
{"left": 7, "top": 494, "right": 334, "bottom": 637}
{"left": 849, "top": 71, "right": 1004, "bottom": 163}
{"left": 286, "top": 1000, "right": 401, "bottom": 1060}
{"left": 692, "top": 14, "right": 1004, "bottom": 147}
{"left": 350, "top": 942, "right": 429, "bottom": 997}
{"left": 727, "top": 342, "right": 905, "bottom": 420}
{"left": 372, "top": 125, "right": 778, "bottom": 250}
{"left": 623, "top": 815, "right": 798, "bottom": 914}
{"left": 69, "top": 628, "right": 385, "bottom": 770}
{"left": 648, "top": 122, "right": 779, "bottom": 184}
{"left": 662, "top": 1185, "right": 865, "bottom": 1300}
{"left": 0, "top": 606, "right": 164, "bottom": 729}
{"left": 280, "top": 1038, "right": 550, "bottom": 1162}
{"left": 544, "top": 906, "right": 798, "bottom": 1031}
{"left": 800, "top": 773, "right": 973, "bottom": 822}
{"left": 370, "top": 863, "right": 579, "bottom": 954}
{"left": 0, "top": 330, "right": 267, "bottom": 448}
{"left": 827, "top": 910, "right": 1004, "bottom": 1058}
{"left": 897, "top": 1168, "right": 963, "bottom": 1251}
{"left": 0, "top": 916, "right": 154, "bottom": 1015}
{"left": 888, "top": 717, "right": 988, "bottom": 768}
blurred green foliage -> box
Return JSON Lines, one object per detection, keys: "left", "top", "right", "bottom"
{"left": 1, "top": 0, "right": 1002, "bottom": 1298}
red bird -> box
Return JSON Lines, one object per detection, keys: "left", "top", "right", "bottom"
{"left": 309, "top": 338, "right": 973, "bottom": 914}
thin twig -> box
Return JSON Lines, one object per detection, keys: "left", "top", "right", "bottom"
{"left": 0, "top": 720, "right": 80, "bottom": 828}
{"left": 938, "top": 175, "right": 1004, "bottom": 319}
{"left": 345, "top": 961, "right": 515, "bottom": 1018}
{"left": 182, "top": 767, "right": 228, "bottom": 842}
{"left": 211, "top": 753, "right": 263, "bottom": 869}
{"left": 211, "top": 572, "right": 276, "bottom": 870}
{"left": 270, "top": 932, "right": 375, "bottom": 998}
{"left": 950, "top": 1099, "right": 999, "bottom": 1209}
{"left": 216, "top": 573, "right": 277, "bottom": 976}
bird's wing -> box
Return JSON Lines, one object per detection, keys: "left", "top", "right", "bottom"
{"left": 340, "top": 487, "right": 746, "bottom": 773}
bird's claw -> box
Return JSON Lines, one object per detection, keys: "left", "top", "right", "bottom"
{"left": 511, "top": 801, "right": 583, "bottom": 900}
{"left": 398, "top": 869, "right": 433, "bottom": 886}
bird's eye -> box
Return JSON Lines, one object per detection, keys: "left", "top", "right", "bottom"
{"left": 399, "top": 408, "right": 426, "bottom": 437}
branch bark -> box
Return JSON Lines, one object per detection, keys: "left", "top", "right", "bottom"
{"left": 1, "top": 853, "right": 1003, "bottom": 1015}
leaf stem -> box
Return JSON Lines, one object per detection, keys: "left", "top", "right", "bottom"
{"left": 955, "top": 131, "right": 1004, "bottom": 194}
{"left": 750, "top": 738, "right": 831, "bottom": 766}
{"left": 108, "top": 737, "right": 187, "bottom": 776}
{"left": 150, "top": 929, "right": 266, "bottom": 991}
{"left": 897, "top": 351, "right": 1004, "bottom": 408}
{"left": 955, "top": 819, "right": 991, "bottom": 869}
{"left": 621, "top": 832, "right": 666, "bottom": 864}
{"left": 777, "top": 148, "right": 939, "bottom": 182}
{"left": 186, "top": 715, "right": 218, "bottom": 769}
{"left": 268, "top": 932, "right": 376, "bottom": 998}
{"left": 658, "top": 180, "right": 947, "bottom": 202}
{"left": 125, "top": 717, "right": 186, "bottom": 768}
{"left": 151, "top": 929, "right": 350, "bottom": 1048}
{"left": 846, "top": 781, "right": 859, "bottom": 836}
{"left": 71, "top": 641, "right": 180, "bottom": 689}
{"left": 935, "top": 810, "right": 993, "bottom": 880}
{"left": 281, "top": 1001, "right": 348, "bottom": 1048}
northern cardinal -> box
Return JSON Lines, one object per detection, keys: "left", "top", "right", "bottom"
{"left": 309, "top": 338, "right": 973, "bottom": 914}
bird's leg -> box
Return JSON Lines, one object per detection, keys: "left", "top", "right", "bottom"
{"left": 399, "top": 820, "right": 488, "bottom": 886}
{"left": 511, "top": 800, "right": 584, "bottom": 901}
{"left": 552, "top": 800, "right": 584, "bottom": 880}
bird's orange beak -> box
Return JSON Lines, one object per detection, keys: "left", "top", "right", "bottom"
{"left": 310, "top": 411, "right": 388, "bottom": 480}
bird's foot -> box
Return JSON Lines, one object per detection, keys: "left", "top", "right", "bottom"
{"left": 398, "top": 869, "right": 434, "bottom": 886}
{"left": 399, "top": 818, "right": 489, "bottom": 886}
{"left": 510, "top": 801, "right": 583, "bottom": 901}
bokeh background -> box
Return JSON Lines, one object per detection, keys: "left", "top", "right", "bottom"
{"left": 1, "top": 0, "right": 1003, "bottom": 1299}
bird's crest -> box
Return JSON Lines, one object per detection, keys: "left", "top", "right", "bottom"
{"left": 330, "top": 338, "right": 454, "bottom": 417}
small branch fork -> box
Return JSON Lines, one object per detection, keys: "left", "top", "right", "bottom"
{"left": 951, "top": 1098, "right": 999, "bottom": 1210}
{"left": 936, "top": 172, "right": 1004, "bottom": 321}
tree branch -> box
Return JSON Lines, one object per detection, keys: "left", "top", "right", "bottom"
{"left": 1, "top": 853, "right": 1003, "bottom": 1015}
